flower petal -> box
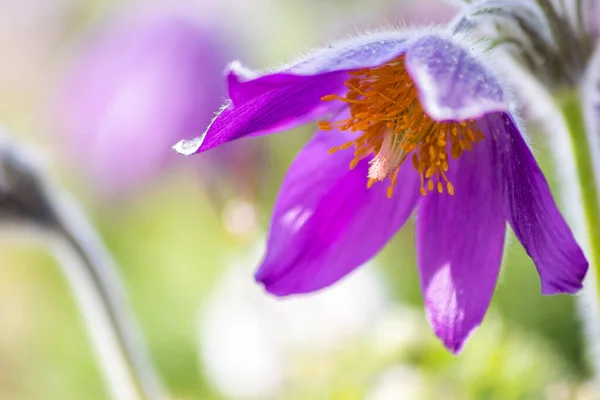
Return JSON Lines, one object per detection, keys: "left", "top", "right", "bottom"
{"left": 256, "top": 120, "right": 420, "bottom": 296}
{"left": 416, "top": 134, "right": 506, "bottom": 353}
{"left": 173, "top": 72, "right": 348, "bottom": 155}
{"left": 486, "top": 113, "right": 588, "bottom": 294}
{"left": 405, "top": 35, "right": 508, "bottom": 121}
{"left": 228, "top": 31, "right": 411, "bottom": 104}
{"left": 173, "top": 32, "right": 411, "bottom": 155}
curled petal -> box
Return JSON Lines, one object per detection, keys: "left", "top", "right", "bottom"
{"left": 173, "top": 72, "right": 347, "bottom": 155}
{"left": 226, "top": 30, "right": 408, "bottom": 106}
{"left": 174, "top": 32, "right": 411, "bottom": 155}
{"left": 405, "top": 35, "right": 508, "bottom": 121}
{"left": 256, "top": 119, "right": 420, "bottom": 296}
{"left": 224, "top": 62, "right": 298, "bottom": 107}
{"left": 417, "top": 135, "right": 506, "bottom": 353}
{"left": 485, "top": 113, "right": 588, "bottom": 294}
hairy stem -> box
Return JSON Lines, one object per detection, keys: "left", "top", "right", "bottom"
{"left": 557, "top": 90, "right": 600, "bottom": 381}
{"left": 559, "top": 91, "right": 600, "bottom": 293}
{"left": 0, "top": 133, "right": 163, "bottom": 399}
{"left": 51, "top": 194, "right": 164, "bottom": 400}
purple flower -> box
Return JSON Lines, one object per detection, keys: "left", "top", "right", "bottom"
{"left": 55, "top": 8, "right": 227, "bottom": 197}
{"left": 174, "top": 31, "right": 588, "bottom": 352}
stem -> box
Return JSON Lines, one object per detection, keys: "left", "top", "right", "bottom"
{"left": 51, "top": 194, "right": 164, "bottom": 400}
{"left": 0, "top": 134, "right": 163, "bottom": 399}
{"left": 558, "top": 91, "right": 600, "bottom": 293}
{"left": 556, "top": 90, "right": 600, "bottom": 381}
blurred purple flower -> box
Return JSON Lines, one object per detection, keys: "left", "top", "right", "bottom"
{"left": 174, "top": 31, "right": 587, "bottom": 352}
{"left": 55, "top": 8, "right": 238, "bottom": 197}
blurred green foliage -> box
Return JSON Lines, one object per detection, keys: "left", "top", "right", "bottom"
{"left": 0, "top": 0, "right": 593, "bottom": 399}
{"left": 0, "top": 128, "right": 588, "bottom": 399}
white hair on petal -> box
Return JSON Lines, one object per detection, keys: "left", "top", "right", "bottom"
{"left": 227, "top": 24, "right": 449, "bottom": 77}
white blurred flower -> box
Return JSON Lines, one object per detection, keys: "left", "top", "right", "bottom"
{"left": 198, "top": 240, "right": 389, "bottom": 399}
{"left": 369, "top": 306, "right": 427, "bottom": 358}
{"left": 365, "top": 366, "right": 428, "bottom": 400}
{"left": 221, "top": 199, "right": 259, "bottom": 237}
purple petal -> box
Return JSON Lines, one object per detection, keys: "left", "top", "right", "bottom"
{"left": 486, "top": 113, "right": 588, "bottom": 294}
{"left": 173, "top": 72, "right": 349, "bottom": 155}
{"left": 405, "top": 35, "right": 508, "bottom": 121}
{"left": 173, "top": 32, "right": 411, "bottom": 155}
{"left": 416, "top": 134, "right": 506, "bottom": 353}
{"left": 256, "top": 118, "right": 420, "bottom": 296}
{"left": 286, "top": 31, "right": 409, "bottom": 75}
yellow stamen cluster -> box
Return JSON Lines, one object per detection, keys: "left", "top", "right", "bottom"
{"left": 318, "top": 56, "right": 484, "bottom": 198}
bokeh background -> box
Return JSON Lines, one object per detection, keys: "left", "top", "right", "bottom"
{"left": 0, "top": 0, "right": 595, "bottom": 399}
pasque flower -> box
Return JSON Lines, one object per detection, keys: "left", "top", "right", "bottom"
{"left": 174, "top": 31, "right": 588, "bottom": 352}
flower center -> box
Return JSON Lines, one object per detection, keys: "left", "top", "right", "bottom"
{"left": 317, "top": 56, "right": 484, "bottom": 198}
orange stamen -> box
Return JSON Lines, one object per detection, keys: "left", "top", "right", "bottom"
{"left": 319, "top": 55, "right": 483, "bottom": 197}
